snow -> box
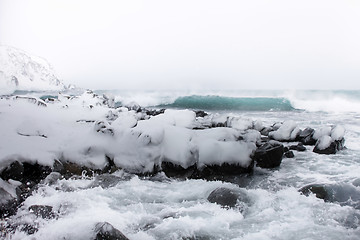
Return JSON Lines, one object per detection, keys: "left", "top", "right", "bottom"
{"left": 316, "top": 135, "right": 333, "bottom": 150}
{"left": 269, "top": 120, "right": 298, "bottom": 141}
{"left": 331, "top": 125, "right": 345, "bottom": 141}
{"left": 313, "top": 126, "right": 332, "bottom": 140}
{"left": 0, "top": 45, "right": 65, "bottom": 94}
{"left": 0, "top": 92, "right": 261, "bottom": 173}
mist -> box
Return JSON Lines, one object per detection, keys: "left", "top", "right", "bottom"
{"left": 1, "top": 0, "right": 359, "bottom": 90}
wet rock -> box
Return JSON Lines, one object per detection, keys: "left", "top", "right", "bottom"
{"left": 284, "top": 150, "right": 295, "bottom": 158}
{"left": 253, "top": 141, "right": 284, "bottom": 168}
{"left": 298, "top": 127, "right": 316, "bottom": 145}
{"left": 94, "top": 120, "right": 114, "bottom": 136}
{"left": 195, "top": 162, "right": 254, "bottom": 180}
{"left": 300, "top": 184, "right": 329, "bottom": 200}
{"left": 0, "top": 161, "right": 24, "bottom": 181}
{"left": 0, "top": 188, "right": 18, "bottom": 218}
{"left": 207, "top": 187, "right": 250, "bottom": 212}
{"left": 260, "top": 127, "right": 273, "bottom": 136}
{"left": 90, "top": 174, "right": 128, "bottom": 188}
{"left": 300, "top": 183, "right": 360, "bottom": 209}
{"left": 1, "top": 161, "right": 51, "bottom": 185}
{"left": 289, "top": 143, "right": 306, "bottom": 152}
{"left": 195, "top": 110, "right": 208, "bottom": 118}
{"left": 53, "top": 160, "right": 99, "bottom": 178}
{"left": 161, "top": 162, "right": 197, "bottom": 179}
{"left": 29, "top": 205, "right": 56, "bottom": 219}
{"left": 146, "top": 108, "right": 165, "bottom": 116}
{"left": 94, "top": 222, "right": 129, "bottom": 240}
{"left": 313, "top": 137, "right": 345, "bottom": 154}
{"left": 22, "top": 162, "right": 52, "bottom": 184}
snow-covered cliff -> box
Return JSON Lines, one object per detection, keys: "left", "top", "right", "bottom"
{"left": 0, "top": 46, "right": 65, "bottom": 95}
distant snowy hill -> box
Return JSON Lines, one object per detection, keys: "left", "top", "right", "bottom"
{"left": 0, "top": 45, "right": 66, "bottom": 95}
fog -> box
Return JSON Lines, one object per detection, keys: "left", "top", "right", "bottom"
{"left": 1, "top": 0, "right": 360, "bottom": 90}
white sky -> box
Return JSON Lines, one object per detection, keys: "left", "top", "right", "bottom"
{"left": 1, "top": 0, "right": 360, "bottom": 90}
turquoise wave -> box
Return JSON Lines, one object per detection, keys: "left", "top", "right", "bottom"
{"left": 156, "top": 95, "right": 295, "bottom": 111}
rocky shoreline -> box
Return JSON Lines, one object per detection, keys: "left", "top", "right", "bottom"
{"left": 0, "top": 90, "right": 348, "bottom": 239}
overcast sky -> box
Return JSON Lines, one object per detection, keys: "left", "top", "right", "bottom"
{"left": 1, "top": 0, "right": 360, "bottom": 90}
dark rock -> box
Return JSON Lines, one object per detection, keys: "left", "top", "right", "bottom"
{"left": 0, "top": 161, "right": 24, "bottom": 181}
{"left": 161, "top": 162, "right": 197, "bottom": 179}
{"left": 0, "top": 188, "right": 18, "bottom": 218}
{"left": 101, "top": 155, "right": 120, "bottom": 174}
{"left": 146, "top": 108, "right": 165, "bottom": 116}
{"left": 300, "top": 184, "right": 329, "bottom": 200}
{"left": 298, "top": 127, "right": 316, "bottom": 145}
{"left": 195, "top": 162, "right": 254, "bottom": 180}
{"left": 253, "top": 141, "right": 284, "bottom": 168}
{"left": 53, "top": 160, "right": 98, "bottom": 178}
{"left": 313, "top": 137, "right": 345, "bottom": 155}
{"left": 29, "top": 205, "right": 56, "bottom": 219}
{"left": 289, "top": 143, "right": 306, "bottom": 152}
{"left": 207, "top": 187, "right": 251, "bottom": 212}
{"left": 195, "top": 110, "right": 208, "bottom": 118}
{"left": 284, "top": 150, "right": 294, "bottom": 158}
{"left": 299, "top": 183, "right": 360, "bottom": 209}
{"left": 94, "top": 121, "right": 114, "bottom": 136}
{"left": 94, "top": 222, "right": 129, "bottom": 240}
{"left": 21, "top": 224, "right": 38, "bottom": 235}
{"left": 16, "top": 182, "right": 37, "bottom": 202}
{"left": 260, "top": 127, "right": 273, "bottom": 136}
{"left": 0, "top": 161, "right": 51, "bottom": 185}
{"left": 22, "top": 162, "right": 52, "bottom": 184}
{"left": 211, "top": 122, "right": 226, "bottom": 128}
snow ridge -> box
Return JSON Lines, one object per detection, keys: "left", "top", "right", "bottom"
{"left": 0, "top": 45, "right": 65, "bottom": 95}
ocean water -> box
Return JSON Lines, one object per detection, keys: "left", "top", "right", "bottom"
{"left": 4, "top": 89, "right": 360, "bottom": 239}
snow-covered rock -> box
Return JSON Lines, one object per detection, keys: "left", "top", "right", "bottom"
{"left": 268, "top": 120, "right": 300, "bottom": 141}
{"left": 0, "top": 45, "right": 65, "bottom": 95}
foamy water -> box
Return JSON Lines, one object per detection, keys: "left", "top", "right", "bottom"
{"left": 2, "top": 89, "right": 360, "bottom": 239}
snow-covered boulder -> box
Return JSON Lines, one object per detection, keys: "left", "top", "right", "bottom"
{"left": 313, "top": 125, "right": 346, "bottom": 154}
{"left": 268, "top": 120, "right": 300, "bottom": 141}
{"left": 0, "top": 46, "right": 65, "bottom": 94}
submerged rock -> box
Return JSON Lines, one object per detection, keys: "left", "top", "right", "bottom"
{"left": 300, "top": 183, "right": 360, "bottom": 209}
{"left": 284, "top": 150, "right": 295, "bottom": 158}
{"left": 94, "top": 222, "right": 129, "bottom": 240}
{"left": 253, "top": 141, "right": 284, "bottom": 168}
{"left": 207, "top": 187, "right": 251, "bottom": 212}
{"left": 289, "top": 143, "right": 306, "bottom": 152}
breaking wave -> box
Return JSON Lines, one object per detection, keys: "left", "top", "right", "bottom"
{"left": 155, "top": 95, "right": 295, "bottom": 111}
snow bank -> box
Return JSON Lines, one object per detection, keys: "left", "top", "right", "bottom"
{"left": 0, "top": 92, "right": 259, "bottom": 173}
